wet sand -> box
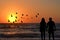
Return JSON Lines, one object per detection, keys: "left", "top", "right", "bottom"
{"left": 0, "top": 23, "right": 60, "bottom": 40}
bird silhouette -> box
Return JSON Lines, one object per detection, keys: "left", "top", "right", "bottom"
{"left": 11, "top": 14, "right": 13, "bottom": 17}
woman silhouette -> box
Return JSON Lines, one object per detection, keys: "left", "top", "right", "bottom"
{"left": 40, "top": 18, "right": 46, "bottom": 40}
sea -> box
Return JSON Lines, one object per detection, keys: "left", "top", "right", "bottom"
{"left": 0, "top": 23, "right": 60, "bottom": 40}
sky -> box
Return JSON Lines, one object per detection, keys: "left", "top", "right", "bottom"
{"left": 0, "top": 0, "right": 60, "bottom": 23}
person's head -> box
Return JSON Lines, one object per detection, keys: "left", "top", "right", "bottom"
{"left": 49, "top": 17, "right": 52, "bottom": 21}
{"left": 41, "top": 18, "right": 45, "bottom": 22}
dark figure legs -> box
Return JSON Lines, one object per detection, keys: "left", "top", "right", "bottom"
{"left": 47, "top": 17, "right": 56, "bottom": 40}
{"left": 49, "top": 32, "right": 51, "bottom": 40}
{"left": 52, "top": 32, "right": 54, "bottom": 40}
{"left": 49, "top": 32, "right": 54, "bottom": 40}
{"left": 41, "top": 31, "right": 45, "bottom": 40}
{"left": 41, "top": 32, "right": 43, "bottom": 40}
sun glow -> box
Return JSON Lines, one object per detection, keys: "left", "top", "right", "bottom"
{"left": 8, "top": 14, "right": 17, "bottom": 23}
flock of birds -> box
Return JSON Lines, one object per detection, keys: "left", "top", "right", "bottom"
{"left": 8, "top": 12, "right": 40, "bottom": 23}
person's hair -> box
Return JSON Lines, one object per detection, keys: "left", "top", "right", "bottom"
{"left": 49, "top": 17, "right": 52, "bottom": 21}
{"left": 41, "top": 18, "right": 45, "bottom": 22}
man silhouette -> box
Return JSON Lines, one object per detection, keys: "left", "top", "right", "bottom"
{"left": 40, "top": 18, "right": 46, "bottom": 40}
{"left": 47, "top": 17, "right": 56, "bottom": 40}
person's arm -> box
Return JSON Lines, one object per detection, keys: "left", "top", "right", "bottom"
{"left": 46, "top": 23, "right": 49, "bottom": 31}
{"left": 53, "top": 22, "right": 56, "bottom": 31}
{"left": 39, "top": 23, "right": 41, "bottom": 32}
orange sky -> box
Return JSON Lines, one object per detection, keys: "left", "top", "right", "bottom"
{"left": 0, "top": 0, "right": 60, "bottom": 23}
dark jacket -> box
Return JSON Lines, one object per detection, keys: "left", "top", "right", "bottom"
{"left": 47, "top": 21, "right": 56, "bottom": 33}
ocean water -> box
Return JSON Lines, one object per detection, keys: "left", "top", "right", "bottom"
{"left": 0, "top": 23, "right": 60, "bottom": 40}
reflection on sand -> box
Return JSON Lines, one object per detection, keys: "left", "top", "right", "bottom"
{"left": 3, "top": 32, "right": 17, "bottom": 35}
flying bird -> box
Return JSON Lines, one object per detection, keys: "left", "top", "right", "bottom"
{"left": 15, "top": 16, "right": 17, "bottom": 19}
{"left": 15, "top": 20, "right": 17, "bottom": 22}
{"left": 21, "top": 17, "right": 23, "bottom": 18}
{"left": 22, "top": 14, "right": 24, "bottom": 16}
{"left": 21, "top": 20, "right": 23, "bottom": 23}
{"left": 11, "top": 14, "right": 13, "bottom": 17}
{"left": 16, "top": 12, "right": 18, "bottom": 14}
{"left": 26, "top": 14, "right": 28, "bottom": 16}
{"left": 36, "top": 15, "right": 38, "bottom": 18}
{"left": 13, "top": 21, "right": 14, "bottom": 23}
{"left": 37, "top": 13, "right": 39, "bottom": 15}
{"left": 8, "top": 20, "right": 10, "bottom": 22}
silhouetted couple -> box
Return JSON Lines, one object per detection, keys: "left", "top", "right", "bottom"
{"left": 40, "top": 17, "right": 56, "bottom": 40}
